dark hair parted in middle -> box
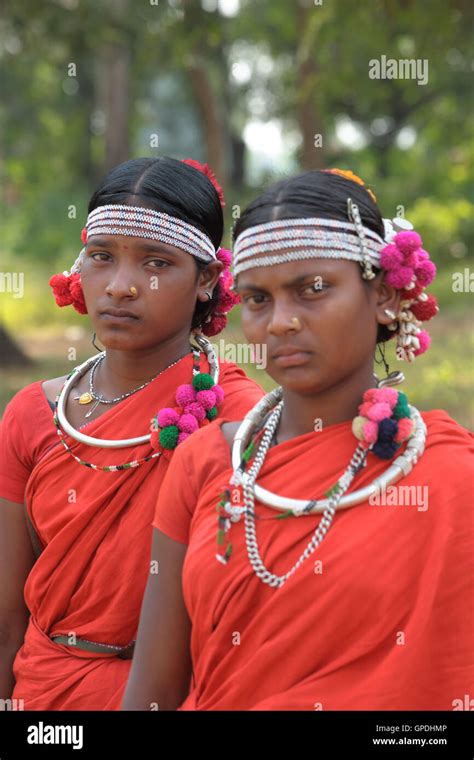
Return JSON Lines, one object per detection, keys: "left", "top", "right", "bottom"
{"left": 232, "top": 170, "right": 391, "bottom": 343}
{"left": 88, "top": 156, "right": 224, "bottom": 331}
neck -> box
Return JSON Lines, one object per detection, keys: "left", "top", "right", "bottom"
{"left": 276, "top": 365, "right": 377, "bottom": 443}
{"left": 95, "top": 335, "right": 193, "bottom": 395}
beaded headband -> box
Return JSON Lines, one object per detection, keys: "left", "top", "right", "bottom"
{"left": 232, "top": 195, "right": 438, "bottom": 362}
{"left": 81, "top": 204, "right": 217, "bottom": 263}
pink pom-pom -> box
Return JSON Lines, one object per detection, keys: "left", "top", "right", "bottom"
{"left": 394, "top": 231, "right": 422, "bottom": 253}
{"left": 415, "top": 259, "right": 436, "bottom": 287}
{"left": 212, "top": 384, "right": 225, "bottom": 405}
{"left": 417, "top": 248, "right": 429, "bottom": 261}
{"left": 362, "top": 388, "right": 379, "bottom": 404}
{"left": 375, "top": 387, "right": 399, "bottom": 408}
{"left": 395, "top": 417, "right": 414, "bottom": 443}
{"left": 157, "top": 408, "right": 180, "bottom": 428}
{"left": 403, "top": 249, "right": 420, "bottom": 269}
{"left": 385, "top": 267, "right": 414, "bottom": 289}
{"left": 367, "top": 402, "right": 392, "bottom": 422}
{"left": 219, "top": 289, "right": 240, "bottom": 312}
{"left": 196, "top": 389, "right": 217, "bottom": 410}
{"left": 177, "top": 432, "right": 190, "bottom": 445}
{"left": 380, "top": 244, "right": 404, "bottom": 270}
{"left": 177, "top": 413, "right": 199, "bottom": 434}
{"left": 184, "top": 402, "right": 206, "bottom": 422}
{"left": 359, "top": 401, "right": 373, "bottom": 417}
{"left": 413, "top": 330, "right": 431, "bottom": 356}
{"left": 216, "top": 247, "right": 232, "bottom": 268}
{"left": 175, "top": 384, "right": 196, "bottom": 407}
{"left": 362, "top": 420, "right": 379, "bottom": 443}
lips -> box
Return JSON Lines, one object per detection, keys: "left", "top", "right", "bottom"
{"left": 100, "top": 307, "right": 139, "bottom": 320}
{"left": 271, "top": 346, "right": 312, "bottom": 359}
{"left": 271, "top": 346, "right": 313, "bottom": 367}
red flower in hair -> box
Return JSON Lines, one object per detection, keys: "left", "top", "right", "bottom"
{"left": 182, "top": 158, "right": 226, "bottom": 208}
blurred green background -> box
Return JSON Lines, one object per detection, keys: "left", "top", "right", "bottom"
{"left": 1, "top": 0, "right": 473, "bottom": 429}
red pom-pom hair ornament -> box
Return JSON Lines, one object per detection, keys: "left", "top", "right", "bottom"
{"left": 49, "top": 245, "right": 88, "bottom": 315}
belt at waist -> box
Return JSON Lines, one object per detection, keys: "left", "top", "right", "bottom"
{"left": 50, "top": 635, "right": 135, "bottom": 659}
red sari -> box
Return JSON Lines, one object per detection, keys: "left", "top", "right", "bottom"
{"left": 0, "top": 352, "right": 265, "bottom": 709}
{"left": 152, "top": 409, "right": 474, "bottom": 710}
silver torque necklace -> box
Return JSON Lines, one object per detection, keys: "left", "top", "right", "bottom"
{"left": 56, "top": 334, "right": 220, "bottom": 449}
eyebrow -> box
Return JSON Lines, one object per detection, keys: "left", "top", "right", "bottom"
{"left": 236, "top": 272, "right": 330, "bottom": 292}
{"left": 86, "top": 237, "right": 178, "bottom": 255}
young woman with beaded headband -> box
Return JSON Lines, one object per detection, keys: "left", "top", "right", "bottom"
{"left": 123, "top": 168, "right": 473, "bottom": 711}
{"left": 0, "top": 156, "right": 266, "bottom": 710}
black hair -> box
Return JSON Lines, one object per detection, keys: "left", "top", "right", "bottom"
{"left": 88, "top": 156, "right": 224, "bottom": 330}
{"left": 232, "top": 169, "right": 390, "bottom": 342}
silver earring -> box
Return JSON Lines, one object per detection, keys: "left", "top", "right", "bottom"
{"left": 205, "top": 290, "right": 213, "bottom": 301}
{"left": 384, "top": 308, "right": 397, "bottom": 320}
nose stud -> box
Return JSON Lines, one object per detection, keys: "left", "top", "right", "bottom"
{"left": 129, "top": 286, "right": 137, "bottom": 296}
{"left": 290, "top": 316, "right": 301, "bottom": 329}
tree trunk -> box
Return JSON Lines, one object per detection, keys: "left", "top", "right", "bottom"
{"left": 0, "top": 325, "right": 32, "bottom": 367}
{"left": 296, "top": 4, "right": 325, "bottom": 170}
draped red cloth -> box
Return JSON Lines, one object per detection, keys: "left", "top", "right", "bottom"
{"left": 152, "top": 410, "right": 474, "bottom": 710}
{"left": 6, "top": 352, "right": 265, "bottom": 710}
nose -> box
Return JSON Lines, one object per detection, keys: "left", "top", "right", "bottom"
{"left": 267, "top": 298, "right": 302, "bottom": 336}
{"left": 105, "top": 264, "right": 137, "bottom": 300}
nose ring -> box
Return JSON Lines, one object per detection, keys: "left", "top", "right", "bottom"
{"left": 129, "top": 286, "right": 137, "bottom": 296}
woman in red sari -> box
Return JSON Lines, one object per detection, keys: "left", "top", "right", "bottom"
{"left": 123, "top": 168, "right": 473, "bottom": 711}
{"left": 0, "top": 156, "right": 265, "bottom": 710}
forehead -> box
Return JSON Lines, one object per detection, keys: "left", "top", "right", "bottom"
{"left": 235, "top": 257, "right": 358, "bottom": 288}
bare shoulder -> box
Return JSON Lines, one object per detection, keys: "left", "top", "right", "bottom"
{"left": 41, "top": 375, "right": 69, "bottom": 404}
{"left": 220, "top": 421, "right": 242, "bottom": 451}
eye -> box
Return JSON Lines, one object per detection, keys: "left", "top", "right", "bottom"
{"left": 90, "top": 252, "right": 112, "bottom": 262}
{"left": 147, "top": 259, "right": 170, "bottom": 268}
{"left": 242, "top": 294, "right": 268, "bottom": 307}
{"left": 302, "top": 281, "right": 327, "bottom": 295}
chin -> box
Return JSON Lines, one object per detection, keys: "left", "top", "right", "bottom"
{"left": 268, "top": 365, "right": 324, "bottom": 394}
{"left": 95, "top": 331, "right": 140, "bottom": 351}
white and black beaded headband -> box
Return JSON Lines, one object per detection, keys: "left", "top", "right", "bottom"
{"left": 232, "top": 198, "right": 412, "bottom": 279}
{"left": 69, "top": 204, "right": 218, "bottom": 274}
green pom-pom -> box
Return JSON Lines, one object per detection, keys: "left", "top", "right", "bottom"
{"left": 206, "top": 406, "right": 218, "bottom": 420}
{"left": 192, "top": 372, "right": 214, "bottom": 391}
{"left": 392, "top": 391, "right": 411, "bottom": 420}
{"left": 243, "top": 441, "right": 254, "bottom": 461}
{"left": 159, "top": 425, "right": 180, "bottom": 449}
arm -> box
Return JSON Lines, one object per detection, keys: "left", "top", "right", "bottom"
{"left": 0, "top": 498, "right": 35, "bottom": 701}
{"left": 121, "top": 527, "right": 192, "bottom": 711}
